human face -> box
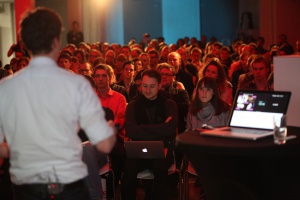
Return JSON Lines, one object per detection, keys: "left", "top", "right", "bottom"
{"left": 89, "top": 52, "right": 100, "bottom": 63}
{"left": 191, "top": 51, "right": 201, "bottom": 62}
{"left": 161, "top": 47, "right": 169, "bottom": 57}
{"left": 168, "top": 53, "right": 181, "bottom": 73}
{"left": 141, "top": 75, "right": 161, "bottom": 100}
{"left": 251, "top": 62, "right": 268, "bottom": 81}
{"left": 204, "top": 65, "right": 218, "bottom": 80}
{"left": 94, "top": 69, "right": 110, "bottom": 89}
{"left": 198, "top": 84, "right": 214, "bottom": 105}
{"left": 148, "top": 53, "right": 159, "bottom": 68}
{"left": 75, "top": 53, "right": 84, "bottom": 61}
{"left": 123, "top": 64, "right": 135, "bottom": 80}
{"left": 220, "top": 50, "right": 229, "bottom": 61}
{"left": 105, "top": 52, "right": 115, "bottom": 64}
{"left": 58, "top": 58, "right": 71, "bottom": 70}
{"left": 159, "top": 67, "right": 174, "bottom": 89}
{"left": 121, "top": 48, "right": 131, "bottom": 59}
{"left": 240, "top": 54, "right": 249, "bottom": 72}
{"left": 131, "top": 50, "right": 140, "bottom": 59}
{"left": 134, "top": 60, "right": 143, "bottom": 71}
{"left": 78, "top": 62, "right": 93, "bottom": 76}
{"left": 140, "top": 55, "right": 150, "bottom": 69}
{"left": 176, "top": 48, "right": 187, "bottom": 62}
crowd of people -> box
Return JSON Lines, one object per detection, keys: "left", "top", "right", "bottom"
{"left": 1, "top": 6, "right": 300, "bottom": 200}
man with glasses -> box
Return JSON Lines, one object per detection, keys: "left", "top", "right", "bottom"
{"left": 78, "top": 60, "right": 93, "bottom": 77}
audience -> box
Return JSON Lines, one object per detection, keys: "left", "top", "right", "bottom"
{"left": 2, "top": 18, "right": 298, "bottom": 199}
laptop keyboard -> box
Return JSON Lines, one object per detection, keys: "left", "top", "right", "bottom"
{"left": 229, "top": 127, "right": 271, "bottom": 135}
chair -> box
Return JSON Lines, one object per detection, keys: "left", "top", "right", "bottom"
{"left": 136, "top": 149, "right": 183, "bottom": 199}
{"left": 99, "top": 156, "right": 115, "bottom": 199}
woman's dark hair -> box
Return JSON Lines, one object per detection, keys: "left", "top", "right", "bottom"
{"left": 189, "top": 77, "right": 230, "bottom": 116}
{"left": 200, "top": 58, "right": 227, "bottom": 90}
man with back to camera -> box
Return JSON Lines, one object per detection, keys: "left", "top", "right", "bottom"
{"left": 0, "top": 7, "right": 116, "bottom": 200}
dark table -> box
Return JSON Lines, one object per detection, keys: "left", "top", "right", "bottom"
{"left": 176, "top": 126, "right": 300, "bottom": 200}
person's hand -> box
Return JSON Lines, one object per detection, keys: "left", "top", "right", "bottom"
{"left": 165, "top": 116, "right": 172, "bottom": 123}
{"left": 107, "top": 120, "right": 117, "bottom": 135}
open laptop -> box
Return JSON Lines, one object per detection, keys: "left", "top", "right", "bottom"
{"left": 124, "top": 141, "right": 165, "bottom": 159}
{"left": 200, "top": 90, "right": 291, "bottom": 140}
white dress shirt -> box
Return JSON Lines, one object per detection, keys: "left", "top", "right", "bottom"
{"left": 0, "top": 56, "right": 114, "bottom": 184}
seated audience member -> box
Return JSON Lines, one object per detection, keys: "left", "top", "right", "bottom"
{"left": 131, "top": 47, "right": 142, "bottom": 59}
{"left": 121, "top": 45, "right": 132, "bottom": 60}
{"left": 186, "top": 76, "right": 230, "bottom": 130}
{"left": 256, "top": 36, "right": 267, "bottom": 55}
{"left": 15, "top": 56, "right": 30, "bottom": 72}
{"left": 79, "top": 42, "right": 91, "bottom": 54}
{"left": 190, "top": 47, "right": 203, "bottom": 72}
{"left": 3, "top": 64, "right": 14, "bottom": 76}
{"left": 148, "top": 49, "right": 160, "bottom": 70}
{"left": 70, "top": 56, "right": 79, "bottom": 73}
{"left": 168, "top": 52, "right": 195, "bottom": 97}
{"left": 230, "top": 51, "right": 251, "bottom": 97}
{"left": 115, "top": 53, "right": 128, "bottom": 82}
{"left": 7, "top": 39, "right": 29, "bottom": 58}
{"left": 57, "top": 53, "right": 73, "bottom": 72}
{"left": 219, "top": 46, "right": 233, "bottom": 73}
{"left": 78, "top": 60, "right": 93, "bottom": 77}
{"left": 117, "top": 60, "right": 139, "bottom": 102}
{"left": 159, "top": 45, "right": 170, "bottom": 63}
{"left": 104, "top": 50, "right": 116, "bottom": 69}
{"left": 88, "top": 49, "right": 102, "bottom": 65}
{"left": 60, "top": 49, "right": 73, "bottom": 57}
{"left": 238, "top": 55, "right": 272, "bottom": 91}
{"left": 94, "top": 64, "right": 127, "bottom": 199}
{"left": 157, "top": 63, "right": 190, "bottom": 170}
{"left": 80, "top": 75, "right": 112, "bottom": 200}
{"left": 74, "top": 48, "right": 86, "bottom": 62}
{"left": 139, "top": 53, "right": 151, "bottom": 70}
{"left": 63, "top": 43, "right": 77, "bottom": 54}
{"left": 132, "top": 57, "right": 143, "bottom": 72}
{"left": 121, "top": 69, "right": 178, "bottom": 200}
{"left": 10, "top": 57, "right": 19, "bottom": 72}
{"left": 199, "top": 58, "right": 233, "bottom": 105}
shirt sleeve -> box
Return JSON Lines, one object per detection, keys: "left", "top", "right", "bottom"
{"left": 78, "top": 78, "right": 114, "bottom": 145}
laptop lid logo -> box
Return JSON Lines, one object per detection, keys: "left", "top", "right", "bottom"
{"left": 142, "top": 148, "right": 148, "bottom": 153}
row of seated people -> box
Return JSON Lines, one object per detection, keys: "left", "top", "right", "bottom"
{"left": 1, "top": 35, "right": 297, "bottom": 199}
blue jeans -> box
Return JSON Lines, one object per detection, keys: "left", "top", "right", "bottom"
{"left": 12, "top": 179, "right": 91, "bottom": 200}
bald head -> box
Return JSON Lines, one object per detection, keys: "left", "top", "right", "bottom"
{"left": 167, "top": 52, "right": 181, "bottom": 73}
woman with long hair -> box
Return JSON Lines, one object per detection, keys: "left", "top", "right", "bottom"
{"left": 186, "top": 76, "right": 230, "bottom": 130}
{"left": 199, "top": 58, "right": 233, "bottom": 105}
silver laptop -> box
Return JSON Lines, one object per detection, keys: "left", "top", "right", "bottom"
{"left": 124, "top": 141, "right": 165, "bottom": 159}
{"left": 200, "top": 90, "right": 291, "bottom": 140}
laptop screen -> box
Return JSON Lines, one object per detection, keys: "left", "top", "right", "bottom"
{"left": 229, "top": 90, "right": 291, "bottom": 130}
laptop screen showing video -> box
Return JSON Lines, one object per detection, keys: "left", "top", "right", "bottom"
{"left": 229, "top": 90, "right": 291, "bottom": 130}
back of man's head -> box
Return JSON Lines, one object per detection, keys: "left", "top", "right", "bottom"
{"left": 20, "top": 7, "right": 62, "bottom": 56}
